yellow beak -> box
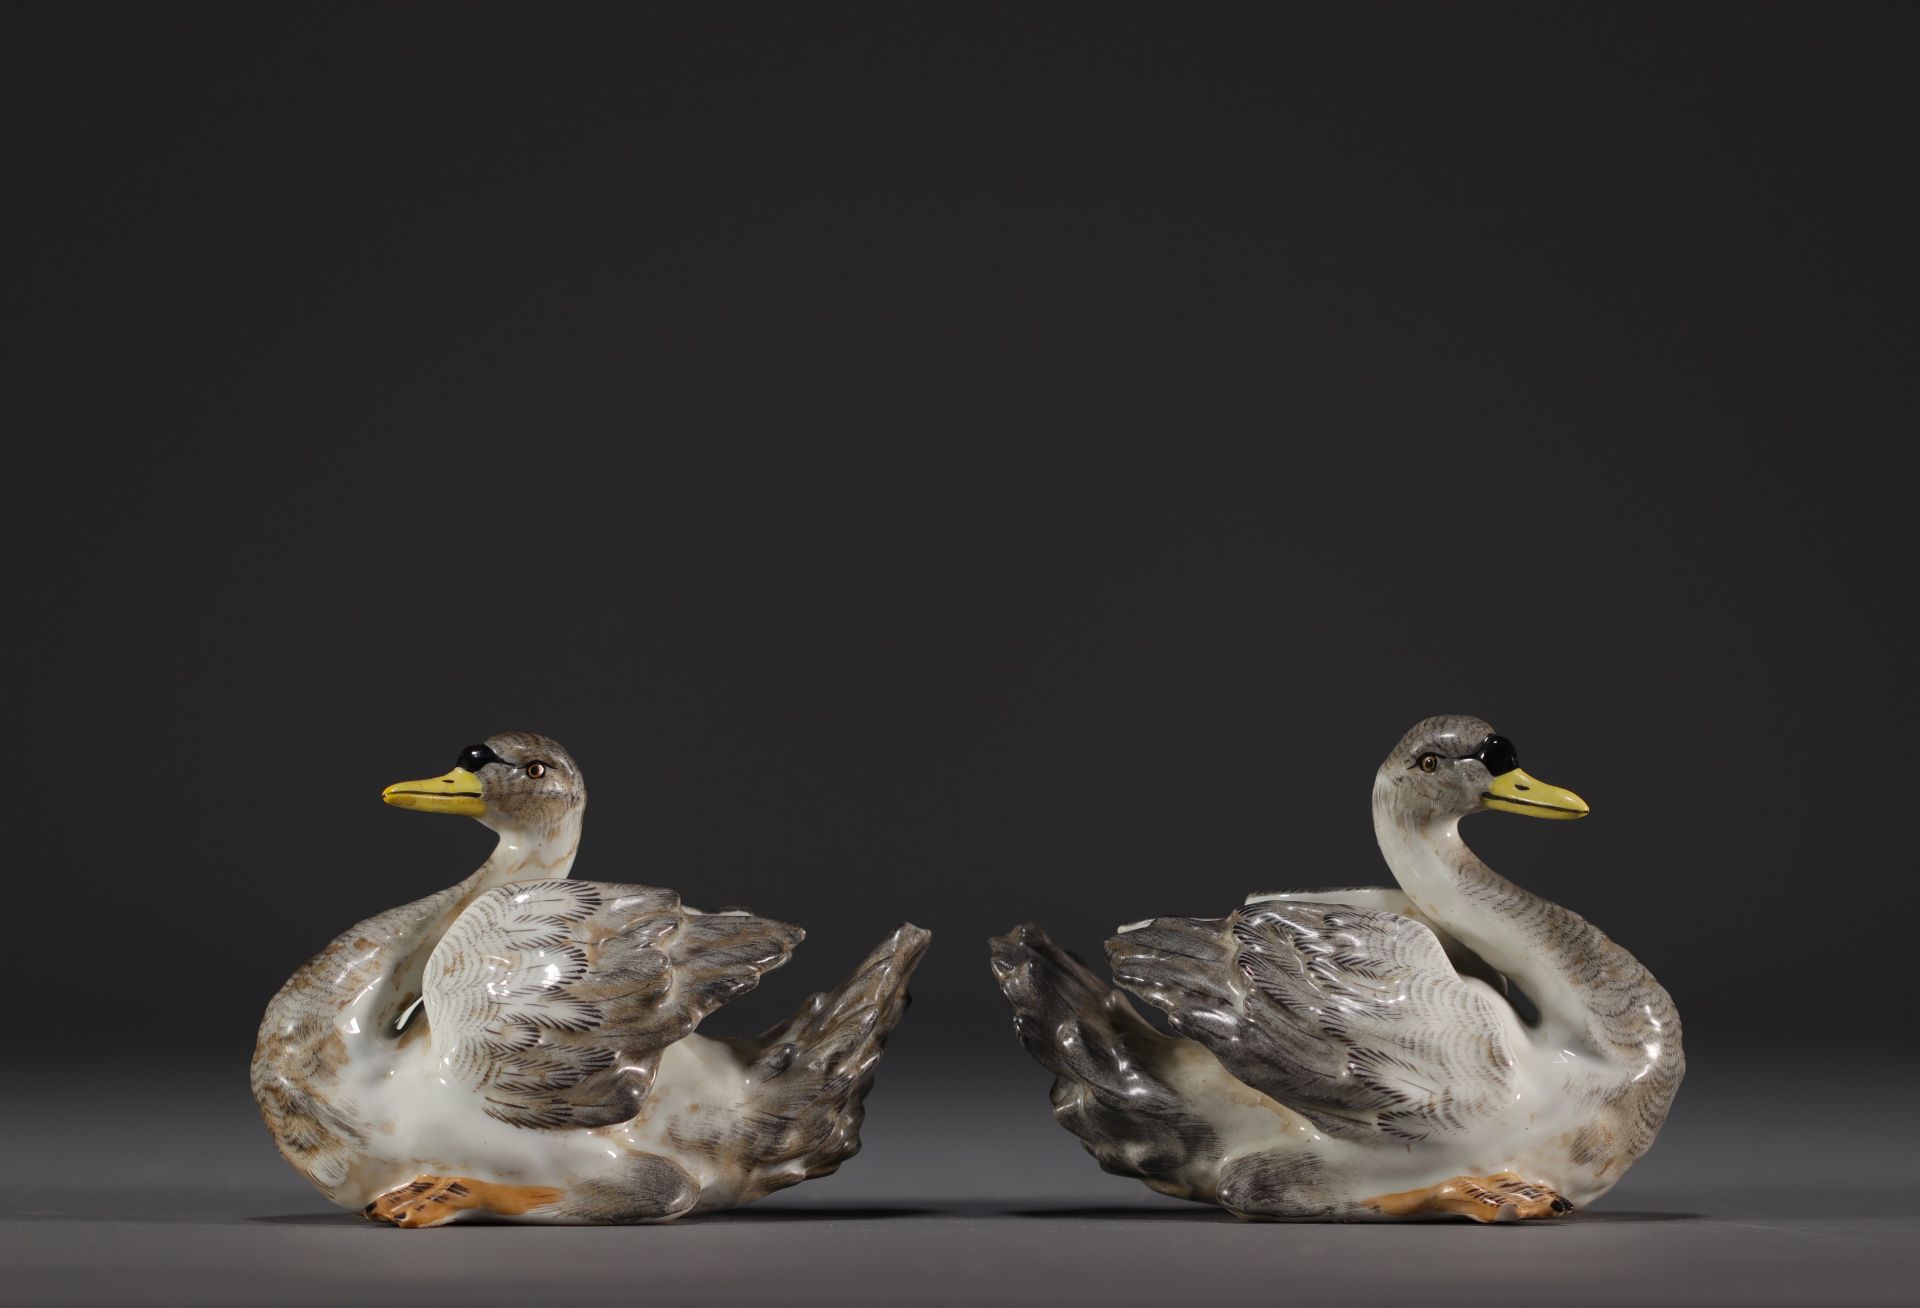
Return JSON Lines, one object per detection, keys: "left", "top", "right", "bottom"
{"left": 1481, "top": 768, "right": 1589, "bottom": 820}
{"left": 382, "top": 767, "right": 487, "bottom": 816}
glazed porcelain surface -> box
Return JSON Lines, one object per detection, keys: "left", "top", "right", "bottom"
{"left": 252, "top": 731, "right": 928, "bottom": 1226}
{"left": 992, "top": 715, "right": 1683, "bottom": 1222}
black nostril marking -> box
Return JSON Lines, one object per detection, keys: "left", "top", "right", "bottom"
{"left": 1515, "top": 783, "right": 1531, "bottom": 791}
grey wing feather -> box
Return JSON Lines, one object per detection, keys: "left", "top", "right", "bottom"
{"left": 1107, "top": 901, "right": 1516, "bottom": 1141}
{"left": 424, "top": 880, "right": 802, "bottom": 1130}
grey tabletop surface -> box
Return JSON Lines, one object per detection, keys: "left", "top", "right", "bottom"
{"left": 6, "top": 1059, "right": 1916, "bottom": 1308}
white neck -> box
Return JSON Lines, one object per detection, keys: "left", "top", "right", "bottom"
{"left": 1370, "top": 784, "right": 1680, "bottom": 1087}
{"left": 470, "top": 804, "right": 586, "bottom": 889}
{"left": 1370, "top": 788, "right": 1594, "bottom": 1046}
{"left": 1373, "top": 813, "right": 1510, "bottom": 960}
{"left": 364, "top": 805, "right": 586, "bottom": 1035}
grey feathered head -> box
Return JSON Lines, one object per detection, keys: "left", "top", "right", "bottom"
{"left": 382, "top": 730, "right": 586, "bottom": 834}
{"left": 1373, "top": 715, "right": 1588, "bottom": 825}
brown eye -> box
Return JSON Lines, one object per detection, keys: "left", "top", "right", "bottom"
{"left": 526, "top": 761, "right": 547, "bottom": 779}
{"left": 1418, "top": 753, "right": 1438, "bottom": 773}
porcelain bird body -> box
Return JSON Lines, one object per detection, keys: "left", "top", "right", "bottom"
{"left": 992, "top": 715, "right": 1682, "bottom": 1221}
{"left": 253, "top": 732, "right": 928, "bottom": 1225}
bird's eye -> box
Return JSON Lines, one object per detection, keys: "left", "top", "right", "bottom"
{"left": 526, "top": 761, "right": 547, "bottom": 779}
{"left": 1418, "top": 753, "right": 1438, "bottom": 773}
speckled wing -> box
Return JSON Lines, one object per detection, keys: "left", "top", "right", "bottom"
{"left": 423, "top": 880, "right": 802, "bottom": 1130}
{"left": 1107, "top": 900, "right": 1515, "bottom": 1142}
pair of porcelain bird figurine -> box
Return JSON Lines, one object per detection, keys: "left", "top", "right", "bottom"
{"left": 253, "top": 716, "right": 1683, "bottom": 1227}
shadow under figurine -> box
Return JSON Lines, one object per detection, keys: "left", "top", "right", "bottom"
{"left": 253, "top": 730, "right": 929, "bottom": 1226}
{"left": 992, "top": 714, "right": 1683, "bottom": 1222}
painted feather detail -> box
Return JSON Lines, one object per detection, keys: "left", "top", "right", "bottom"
{"left": 424, "top": 880, "right": 803, "bottom": 1130}
{"left": 1107, "top": 901, "right": 1515, "bottom": 1141}
{"left": 990, "top": 924, "right": 1221, "bottom": 1199}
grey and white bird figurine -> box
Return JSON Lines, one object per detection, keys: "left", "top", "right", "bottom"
{"left": 253, "top": 731, "right": 929, "bottom": 1225}
{"left": 992, "top": 715, "right": 1682, "bottom": 1221}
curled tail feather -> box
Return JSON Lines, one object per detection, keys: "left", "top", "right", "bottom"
{"left": 989, "top": 923, "right": 1219, "bottom": 1198}
{"left": 726, "top": 923, "right": 930, "bottom": 1203}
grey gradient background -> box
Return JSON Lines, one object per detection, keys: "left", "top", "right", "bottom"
{"left": 7, "top": 4, "right": 1917, "bottom": 1305}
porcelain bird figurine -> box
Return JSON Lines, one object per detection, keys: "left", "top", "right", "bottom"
{"left": 253, "top": 731, "right": 929, "bottom": 1225}
{"left": 992, "top": 715, "right": 1682, "bottom": 1221}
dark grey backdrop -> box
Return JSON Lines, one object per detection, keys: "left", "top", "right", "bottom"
{"left": 8, "top": 6, "right": 1916, "bottom": 1306}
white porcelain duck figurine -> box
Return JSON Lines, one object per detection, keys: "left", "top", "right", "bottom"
{"left": 253, "top": 731, "right": 929, "bottom": 1226}
{"left": 992, "top": 715, "right": 1683, "bottom": 1221}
